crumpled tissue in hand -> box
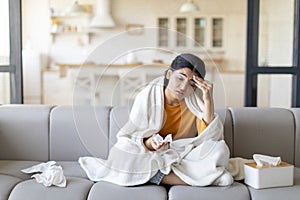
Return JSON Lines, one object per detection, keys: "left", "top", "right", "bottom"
{"left": 153, "top": 134, "right": 172, "bottom": 145}
{"left": 21, "top": 161, "right": 66, "bottom": 187}
{"left": 253, "top": 154, "right": 281, "bottom": 168}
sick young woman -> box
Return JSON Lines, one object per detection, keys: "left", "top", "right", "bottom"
{"left": 145, "top": 53, "right": 214, "bottom": 185}
{"left": 79, "top": 53, "right": 233, "bottom": 187}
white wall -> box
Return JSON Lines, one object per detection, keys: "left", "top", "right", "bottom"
{"left": 22, "top": 0, "right": 247, "bottom": 70}
{"left": 20, "top": 0, "right": 248, "bottom": 107}
{"left": 20, "top": 0, "right": 298, "bottom": 108}
{"left": 22, "top": 0, "right": 51, "bottom": 68}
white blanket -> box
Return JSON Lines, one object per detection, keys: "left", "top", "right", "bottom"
{"left": 79, "top": 76, "right": 233, "bottom": 186}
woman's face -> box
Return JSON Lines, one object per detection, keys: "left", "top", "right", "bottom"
{"left": 166, "top": 67, "right": 197, "bottom": 101}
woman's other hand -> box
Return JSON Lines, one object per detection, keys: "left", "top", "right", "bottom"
{"left": 144, "top": 135, "right": 168, "bottom": 151}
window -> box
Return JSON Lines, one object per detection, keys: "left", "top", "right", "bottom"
{"left": 0, "top": 0, "right": 23, "bottom": 104}
{"left": 245, "top": 0, "right": 300, "bottom": 107}
{"left": 257, "top": 74, "right": 293, "bottom": 108}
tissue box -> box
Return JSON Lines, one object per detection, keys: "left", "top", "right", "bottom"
{"left": 244, "top": 162, "right": 294, "bottom": 189}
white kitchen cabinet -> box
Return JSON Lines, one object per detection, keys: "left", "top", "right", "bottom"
{"left": 42, "top": 65, "right": 168, "bottom": 106}
{"left": 42, "top": 70, "right": 73, "bottom": 105}
{"left": 42, "top": 67, "right": 246, "bottom": 108}
{"left": 157, "top": 15, "right": 225, "bottom": 51}
{"left": 212, "top": 18, "right": 223, "bottom": 48}
{"left": 69, "top": 65, "right": 168, "bottom": 107}
{"left": 194, "top": 17, "right": 206, "bottom": 47}
{"left": 158, "top": 18, "right": 169, "bottom": 47}
{"left": 176, "top": 17, "right": 188, "bottom": 47}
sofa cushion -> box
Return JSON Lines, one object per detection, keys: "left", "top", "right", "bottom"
{"left": 229, "top": 107, "right": 295, "bottom": 163}
{"left": 56, "top": 161, "right": 88, "bottom": 179}
{"left": 247, "top": 167, "right": 300, "bottom": 200}
{"left": 109, "top": 106, "right": 131, "bottom": 148}
{"left": 8, "top": 177, "right": 93, "bottom": 200}
{"left": 0, "top": 175, "right": 21, "bottom": 200}
{"left": 168, "top": 182, "right": 250, "bottom": 200}
{"left": 0, "top": 105, "right": 52, "bottom": 161}
{"left": 88, "top": 181, "right": 167, "bottom": 200}
{"left": 291, "top": 108, "right": 300, "bottom": 167}
{"left": 0, "top": 160, "right": 88, "bottom": 180}
{"left": 216, "top": 108, "right": 233, "bottom": 156}
{"left": 50, "top": 106, "right": 110, "bottom": 160}
{"left": 0, "top": 160, "right": 41, "bottom": 180}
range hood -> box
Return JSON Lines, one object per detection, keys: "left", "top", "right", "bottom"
{"left": 90, "top": 0, "right": 115, "bottom": 28}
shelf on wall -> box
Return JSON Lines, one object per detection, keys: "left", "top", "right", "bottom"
{"left": 49, "top": 11, "right": 92, "bottom": 44}
{"left": 50, "top": 13, "right": 92, "bottom": 18}
{"left": 50, "top": 31, "right": 93, "bottom": 44}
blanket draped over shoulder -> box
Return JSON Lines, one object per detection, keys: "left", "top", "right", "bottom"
{"left": 79, "top": 76, "right": 234, "bottom": 186}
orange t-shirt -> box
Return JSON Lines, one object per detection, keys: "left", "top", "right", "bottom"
{"left": 159, "top": 101, "right": 207, "bottom": 140}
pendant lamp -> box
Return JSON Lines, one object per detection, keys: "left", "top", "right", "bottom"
{"left": 179, "top": 0, "right": 199, "bottom": 13}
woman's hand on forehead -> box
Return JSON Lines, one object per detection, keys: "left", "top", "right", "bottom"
{"left": 192, "top": 75, "right": 213, "bottom": 102}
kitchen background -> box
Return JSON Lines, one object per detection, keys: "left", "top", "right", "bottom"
{"left": 1, "top": 0, "right": 294, "bottom": 108}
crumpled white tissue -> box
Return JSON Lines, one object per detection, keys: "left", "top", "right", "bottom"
{"left": 21, "top": 161, "right": 56, "bottom": 173}
{"left": 253, "top": 154, "right": 281, "bottom": 168}
{"left": 21, "top": 161, "right": 66, "bottom": 187}
{"left": 153, "top": 134, "right": 172, "bottom": 145}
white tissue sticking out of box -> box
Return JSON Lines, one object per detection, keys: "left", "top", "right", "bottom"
{"left": 153, "top": 134, "right": 172, "bottom": 145}
{"left": 253, "top": 154, "right": 281, "bottom": 168}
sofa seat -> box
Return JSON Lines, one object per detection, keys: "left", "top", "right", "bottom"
{"left": 0, "top": 160, "right": 94, "bottom": 200}
{"left": 0, "top": 160, "right": 41, "bottom": 180}
{"left": 8, "top": 177, "right": 93, "bottom": 200}
{"left": 56, "top": 161, "right": 89, "bottom": 179}
{"left": 247, "top": 167, "right": 300, "bottom": 200}
{"left": 168, "top": 182, "right": 250, "bottom": 200}
{"left": 0, "top": 175, "right": 21, "bottom": 200}
{"left": 1, "top": 105, "right": 300, "bottom": 200}
{"left": 0, "top": 160, "right": 90, "bottom": 180}
{"left": 88, "top": 181, "right": 167, "bottom": 200}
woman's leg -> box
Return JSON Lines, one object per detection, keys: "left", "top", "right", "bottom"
{"left": 161, "top": 171, "right": 188, "bottom": 185}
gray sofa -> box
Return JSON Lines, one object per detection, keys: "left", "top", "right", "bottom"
{"left": 0, "top": 105, "right": 299, "bottom": 200}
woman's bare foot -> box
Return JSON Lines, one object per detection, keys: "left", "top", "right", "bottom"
{"left": 161, "top": 171, "right": 188, "bottom": 185}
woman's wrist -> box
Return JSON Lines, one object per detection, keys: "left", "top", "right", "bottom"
{"left": 144, "top": 137, "right": 154, "bottom": 151}
{"left": 203, "top": 99, "right": 214, "bottom": 124}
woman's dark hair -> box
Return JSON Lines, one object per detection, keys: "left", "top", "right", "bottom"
{"left": 164, "top": 53, "right": 206, "bottom": 86}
